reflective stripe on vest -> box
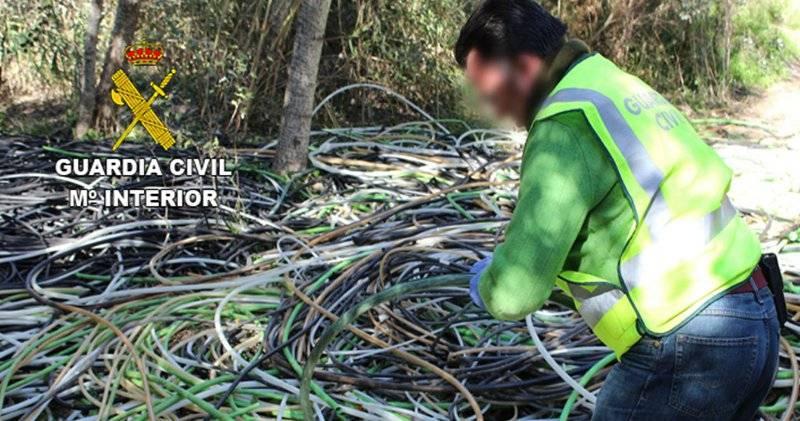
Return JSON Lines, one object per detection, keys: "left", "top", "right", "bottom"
{"left": 542, "top": 88, "right": 738, "bottom": 293}
{"left": 621, "top": 194, "right": 737, "bottom": 289}
{"left": 567, "top": 283, "right": 625, "bottom": 328}
{"left": 542, "top": 88, "right": 662, "bottom": 213}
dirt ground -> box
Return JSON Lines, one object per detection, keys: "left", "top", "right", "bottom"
{"left": 713, "top": 65, "right": 800, "bottom": 273}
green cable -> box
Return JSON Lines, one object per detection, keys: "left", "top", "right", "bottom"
{"left": 42, "top": 145, "right": 91, "bottom": 158}
{"left": 282, "top": 258, "right": 361, "bottom": 416}
{"left": 447, "top": 193, "right": 475, "bottom": 220}
{"left": 559, "top": 352, "right": 616, "bottom": 421}
{"left": 146, "top": 374, "right": 233, "bottom": 420}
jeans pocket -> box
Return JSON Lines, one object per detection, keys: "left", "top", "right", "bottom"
{"left": 668, "top": 334, "right": 758, "bottom": 418}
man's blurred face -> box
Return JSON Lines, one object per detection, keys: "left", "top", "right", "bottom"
{"left": 464, "top": 50, "right": 544, "bottom": 127}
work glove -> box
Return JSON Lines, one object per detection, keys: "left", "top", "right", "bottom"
{"left": 469, "top": 256, "right": 492, "bottom": 309}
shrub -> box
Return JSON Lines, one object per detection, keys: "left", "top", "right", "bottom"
{"left": 1, "top": 0, "right": 797, "bottom": 137}
{"left": 730, "top": 0, "right": 798, "bottom": 89}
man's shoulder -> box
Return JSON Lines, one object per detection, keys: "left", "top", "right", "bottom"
{"left": 527, "top": 109, "right": 614, "bottom": 184}
{"left": 530, "top": 109, "right": 596, "bottom": 143}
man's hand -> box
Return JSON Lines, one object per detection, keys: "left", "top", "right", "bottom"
{"left": 469, "top": 256, "right": 492, "bottom": 309}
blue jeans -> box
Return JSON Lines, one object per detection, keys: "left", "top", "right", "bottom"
{"left": 593, "top": 285, "right": 780, "bottom": 421}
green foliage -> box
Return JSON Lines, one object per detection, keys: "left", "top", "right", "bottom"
{"left": 137, "top": 0, "right": 294, "bottom": 137}
{"left": 80, "top": 128, "right": 104, "bottom": 141}
{"left": 730, "top": 0, "right": 798, "bottom": 89}
{"left": 325, "top": 0, "right": 469, "bottom": 124}
{"left": 549, "top": 0, "right": 738, "bottom": 103}
{"left": 1, "top": 0, "right": 799, "bottom": 138}
{"left": 0, "top": 0, "right": 83, "bottom": 94}
{"left": 545, "top": 0, "right": 799, "bottom": 105}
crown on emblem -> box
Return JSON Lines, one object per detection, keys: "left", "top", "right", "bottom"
{"left": 125, "top": 42, "right": 163, "bottom": 66}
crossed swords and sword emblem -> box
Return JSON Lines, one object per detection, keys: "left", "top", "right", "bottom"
{"left": 110, "top": 68, "right": 177, "bottom": 151}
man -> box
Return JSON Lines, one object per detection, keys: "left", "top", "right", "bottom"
{"left": 456, "top": 1, "right": 780, "bottom": 419}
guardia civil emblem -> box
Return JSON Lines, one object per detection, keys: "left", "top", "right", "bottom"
{"left": 109, "top": 41, "right": 176, "bottom": 151}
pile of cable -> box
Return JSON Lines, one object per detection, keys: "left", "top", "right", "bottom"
{"left": 0, "top": 114, "right": 798, "bottom": 420}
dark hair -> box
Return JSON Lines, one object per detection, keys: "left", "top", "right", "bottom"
{"left": 454, "top": 0, "right": 567, "bottom": 67}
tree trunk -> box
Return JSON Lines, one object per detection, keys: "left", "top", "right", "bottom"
{"left": 94, "top": 0, "right": 141, "bottom": 133}
{"left": 272, "top": 0, "right": 331, "bottom": 173}
{"left": 75, "top": 0, "right": 104, "bottom": 139}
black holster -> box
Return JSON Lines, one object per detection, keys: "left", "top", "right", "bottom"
{"left": 760, "top": 253, "right": 788, "bottom": 326}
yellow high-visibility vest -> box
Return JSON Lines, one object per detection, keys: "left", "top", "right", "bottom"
{"left": 537, "top": 54, "right": 762, "bottom": 356}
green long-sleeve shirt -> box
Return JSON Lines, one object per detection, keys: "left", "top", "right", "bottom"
{"left": 475, "top": 40, "right": 637, "bottom": 321}
{"left": 478, "top": 109, "right": 635, "bottom": 321}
